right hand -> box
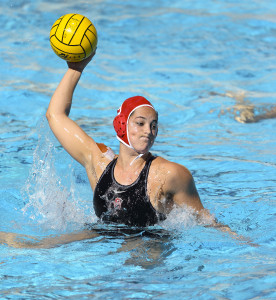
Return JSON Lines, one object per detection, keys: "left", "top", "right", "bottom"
{"left": 67, "top": 49, "right": 96, "bottom": 72}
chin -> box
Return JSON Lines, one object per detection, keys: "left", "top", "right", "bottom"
{"left": 130, "top": 138, "right": 155, "bottom": 154}
{"left": 136, "top": 144, "right": 153, "bottom": 155}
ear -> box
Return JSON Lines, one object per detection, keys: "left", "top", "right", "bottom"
{"left": 113, "top": 114, "right": 127, "bottom": 138}
{"left": 155, "top": 112, "right": 159, "bottom": 138}
{"left": 155, "top": 126, "right": 158, "bottom": 138}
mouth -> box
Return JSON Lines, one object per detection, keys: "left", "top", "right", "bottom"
{"left": 141, "top": 136, "right": 151, "bottom": 141}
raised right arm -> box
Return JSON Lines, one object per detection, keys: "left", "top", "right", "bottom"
{"left": 46, "top": 54, "right": 104, "bottom": 168}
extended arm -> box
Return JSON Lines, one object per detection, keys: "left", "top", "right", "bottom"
{"left": 0, "top": 230, "right": 99, "bottom": 249}
{"left": 163, "top": 162, "right": 258, "bottom": 246}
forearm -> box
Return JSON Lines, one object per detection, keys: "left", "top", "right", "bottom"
{"left": 205, "top": 219, "right": 237, "bottom": 235}
{"left": 47, "top": 68, "right": 82, "bottom": 117}
{"left": 201, "top": 213, "right": 259, "bottom": 247}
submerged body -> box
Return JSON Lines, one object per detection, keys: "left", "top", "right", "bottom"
{"left": 1, "top": 52, "right": 259, "bottom": 249}
{"left": 44, "top": 51, "right": 255, "bottom": 243}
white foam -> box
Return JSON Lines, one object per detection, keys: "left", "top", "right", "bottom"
{"left": 160, "top": 205, "right": 198, "bottom": 231}
{"left": 21, "top": 118, "right": 96, "bottom": 232}
{"left": 160, "top": 205, "right": 216, "bottom": 232}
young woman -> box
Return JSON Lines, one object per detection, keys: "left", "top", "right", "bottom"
{"left": 46, "top": 51, "right": 206, "bottom": 228}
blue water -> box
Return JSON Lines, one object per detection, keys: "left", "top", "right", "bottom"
{"left": 1, "top": 0, "right": 276, "bottom": 299}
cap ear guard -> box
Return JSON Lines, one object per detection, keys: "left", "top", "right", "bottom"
{"left": 113, "top": 96, "right": 156, "bottom": 149}
{"left": 113, "top": 113, "right": 127, "bottom": 138}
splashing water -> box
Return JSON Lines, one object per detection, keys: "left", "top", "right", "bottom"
{"left": 161, "top": 206, "right": 197, "bottom": 231}
{"left": 160, "top": 204, "right": 216, "bottom": 233}
{"left": 21, "top": 117, "right": 95, "bottom": 232}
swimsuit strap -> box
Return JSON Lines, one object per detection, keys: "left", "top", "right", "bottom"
{"left": 140, "top": 154, "right": 156, "bottom": 185}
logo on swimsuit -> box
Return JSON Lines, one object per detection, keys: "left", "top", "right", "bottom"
{"left": 111, "top": 197, "right": 123, "bottom": 210}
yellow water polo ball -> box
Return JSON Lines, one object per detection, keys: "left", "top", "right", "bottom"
{"left": 50, "top": 13, "right": 97, "bottom": 62}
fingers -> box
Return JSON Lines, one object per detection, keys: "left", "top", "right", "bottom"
{"left": 67, "top": 48, "right": 97, "bottom": 72}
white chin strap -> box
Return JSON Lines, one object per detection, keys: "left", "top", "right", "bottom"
{"left": 130, "top": 153, "right": 143, "bottom": 166}
{"left": 116, "top": 136, "right": 144, "bottom": 166}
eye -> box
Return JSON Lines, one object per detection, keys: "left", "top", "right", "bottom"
{"left": 136, "top": 122, "right": 144, "bottom": 126}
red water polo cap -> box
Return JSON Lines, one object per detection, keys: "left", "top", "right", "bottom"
{"left": 113, "top": 96, "right": 155, "bottom": 149}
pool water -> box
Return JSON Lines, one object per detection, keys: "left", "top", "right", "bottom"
{"left": 1, "top": 0, "right": 276, "bottom": 299}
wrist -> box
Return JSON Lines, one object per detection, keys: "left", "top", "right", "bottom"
{"left": 67, "top": 67, "right": 83, "bottom": 78}
{"left": 68, "top": 65, "right": 84, "bottom": 73}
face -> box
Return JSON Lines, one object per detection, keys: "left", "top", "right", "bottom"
{"left": 128, "top": 106, "right": 158, "bottom": 154}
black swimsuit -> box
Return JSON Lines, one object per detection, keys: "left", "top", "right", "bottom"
{"left": 93, "top": 155, "right": 166, "bottom": 227}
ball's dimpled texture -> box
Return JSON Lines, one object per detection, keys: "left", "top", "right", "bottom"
{"left": 50, "top": 13, "right": 97, "bottom": 62}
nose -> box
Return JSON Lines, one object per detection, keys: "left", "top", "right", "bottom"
{"left": 144, "top": 123, "right": 152, "bottom": 135}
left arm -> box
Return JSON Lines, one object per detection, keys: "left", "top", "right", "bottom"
{"left": 163, "top": 162, "right": 258, "bottom": 246}
{"left": 163, "top": 162, "right": 204, "bottom": 212}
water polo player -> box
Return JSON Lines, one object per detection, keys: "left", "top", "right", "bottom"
{"left": 46, "top": 52, "right": 218, "bottom": 228}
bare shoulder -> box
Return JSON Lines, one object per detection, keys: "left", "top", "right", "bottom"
{"left": 150, "top": 156, "right": 203, "bottom": 212}
{"left": 151, "top": 156, "right": 193, "bottom": 182}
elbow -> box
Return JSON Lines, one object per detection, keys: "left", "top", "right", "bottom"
{"left": 46, "top": 109, "right": 58, "bottom": 125}
{"left": 46, "top": 108, "right": 70, "bottom": 121}
{"left": 46, "top": 109, "right": 52, "bottom": 122}
{"left": 46, "top": 110, "right": 68, "bottom": 128}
